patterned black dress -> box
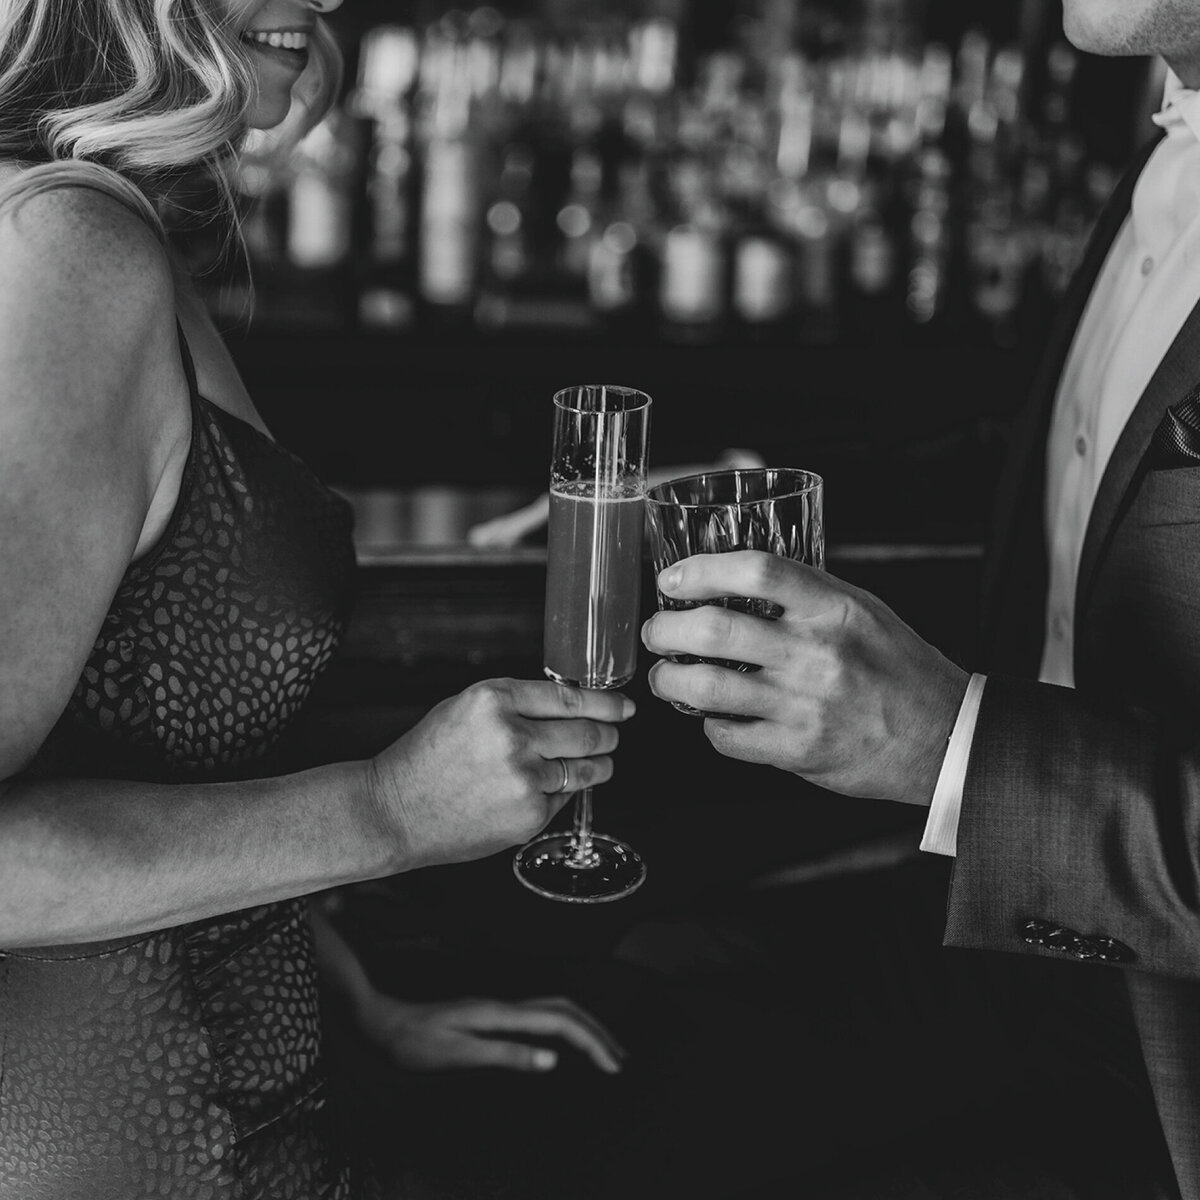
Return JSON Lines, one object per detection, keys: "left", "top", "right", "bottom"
{"left": 0, "top": 329, "right": 367, "bottom": 1198}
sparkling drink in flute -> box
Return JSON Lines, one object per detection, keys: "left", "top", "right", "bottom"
{"left": 514, "top": 384, "right": 651, "bottom": 903}
{"left": 543, "top": 479, "right": 645, "bottom": 688}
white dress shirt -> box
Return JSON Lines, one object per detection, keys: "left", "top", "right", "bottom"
{"left": 921, "top": 68, "right": 1200, "bottom": 856}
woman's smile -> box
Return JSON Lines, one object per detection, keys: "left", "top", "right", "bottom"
{"left": 240, "top": 25, "right": 312, "bottom": 75}
{"left": 226, "top": 0, "right": 343, "bottom": 125}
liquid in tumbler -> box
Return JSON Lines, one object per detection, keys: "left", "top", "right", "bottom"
{"left": 544, "top": 480, "right": 645, "bottom": 688}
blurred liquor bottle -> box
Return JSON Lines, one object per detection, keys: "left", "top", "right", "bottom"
{"left": 281, "top": 106, "right": 363, "bottom": 326}
{"left": 412, "top": 17, "right": 488, "bottom": 331}
{"left": 213, "top": 3, "right": 1140, "bottom": 351}
{"left": 843, "top": 176, "right": 904, "bottom": 340}
{"left": 582, "top": 19, "right": 679, "bottom": 334}
{"left": 657, "top": 156, "right": 730, "bottom": 340}
{"left": 655, "top": 51, "right": 739, "bottom": 344}
{"left": 722, "top": 55, "right": 801, "bottom": 342}
{"left": 903, "top": 146, "right": 954, "bottom": 337}
{"left": 587, "top": 157, "right": 660, "bottom": 334}
{"left": 474, "top": 19, "right": 611, "bottom": 333}
{"left": 472, "top": 14, "right": 541, "bottom": 330}
{"left": 348, "top": 24, "right": 420, "bottom": 331}
{"left": 889, "top": 33, "right": 956, "bottom": 340}
{"left": 555, "top": 145, "right": 606, "bottom": 292}
{"left": 960, "top": 39, "right": 1029, "bottom": 348}
{"left": 476, "top": 138, "right": 541, "bottom": 328}
{"left": 767, "top": 52, "right": 839, "bottom": 343}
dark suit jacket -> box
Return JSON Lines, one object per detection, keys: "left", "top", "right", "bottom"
{"left": 945, "top": 134, "right": 1200, "bottom": 1199}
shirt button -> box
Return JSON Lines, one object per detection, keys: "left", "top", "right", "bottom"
{"left": 1074, "top": 434, "right": 1088, "bottom": 456}
{"left": 1142, "top": 255, "right": 1154, "bottom": 276}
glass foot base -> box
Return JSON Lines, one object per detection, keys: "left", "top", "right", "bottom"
{"left": 513, "top": 833, "right": 646, "bottom": 903}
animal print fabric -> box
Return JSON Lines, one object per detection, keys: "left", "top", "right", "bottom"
{"left": 1, "top": 331, "right": 369, "bottom": 1197}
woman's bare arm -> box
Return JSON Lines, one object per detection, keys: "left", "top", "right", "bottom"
{"left": 0, "top": 188, "right": 392, "bottom": 945}
{"left": 308, "top": 899, "right": 626, "bottom": 1074}
{"left": 0, "top": 189, "right": 632, "bottom": 948}
{"left": 0, "top": 188, "right": 186, "bottom": 786}
{"left": 0, "top": 763, "right": 398, "bottom": 947}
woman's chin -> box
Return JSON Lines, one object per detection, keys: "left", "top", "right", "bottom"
{"left": 246, "top": 93, "right": 294, "bottom": 132}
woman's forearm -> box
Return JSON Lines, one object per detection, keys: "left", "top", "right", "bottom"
{"left": 0, "top": 760, "right": 399, "bottom": 947}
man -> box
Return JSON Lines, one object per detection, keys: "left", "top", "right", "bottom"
{"left": 641, "top": 2, "right": 1200, "bottom": 1196}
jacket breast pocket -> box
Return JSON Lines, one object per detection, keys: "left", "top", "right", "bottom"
{"left": 1133, "top": 466, "right": 1200, "bottom": 527}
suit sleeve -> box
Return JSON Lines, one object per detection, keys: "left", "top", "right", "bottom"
{"left": 945, "top": 673, "right": 1200, "bottom": 981}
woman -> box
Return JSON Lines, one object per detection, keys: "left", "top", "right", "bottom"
{"left": 0, "top": 0, "right": 630, "bottom": 1195}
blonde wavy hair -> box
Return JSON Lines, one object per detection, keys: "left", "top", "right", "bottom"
{"left": 0, "top": 0, "right": 342, "bottom": 242}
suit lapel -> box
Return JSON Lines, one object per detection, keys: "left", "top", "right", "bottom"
{"left": 1075, "top": 296, "right": 1200, "bottom": 617}
{"left": 979, "top": 136, "right": 1162, "bottom": 663}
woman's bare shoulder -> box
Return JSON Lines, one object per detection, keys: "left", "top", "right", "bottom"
{"left": 0, "top": 184, "right": 188, "bottom": 781}
{"left": 0, "top": 181, "right": 175, "bottom": 350}
{"left": 0, "top": 179, "right": 186, "bottom": 451}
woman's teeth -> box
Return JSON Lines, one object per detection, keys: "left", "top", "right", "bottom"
{"left": 243, "top": 30, "right": 309, "bottom": 51}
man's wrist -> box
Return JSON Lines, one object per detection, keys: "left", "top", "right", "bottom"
{"left": 904, "top": 663, "right": 972, "bottom": 806}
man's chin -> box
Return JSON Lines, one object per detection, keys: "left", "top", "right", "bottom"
{"left": 1061, "top": 2, "right": 1128, "bottom": 54}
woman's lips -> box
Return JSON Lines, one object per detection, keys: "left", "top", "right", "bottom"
{"left": 242, "top": 32, "right": 310, "bottom": 73}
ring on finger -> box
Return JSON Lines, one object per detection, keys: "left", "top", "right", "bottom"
{"left": 554, "top": 756, "right": 572, "bottom": 794}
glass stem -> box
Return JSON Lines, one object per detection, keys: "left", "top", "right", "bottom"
{"left": 567, "top": 787, "right": 601, "bottom": 869}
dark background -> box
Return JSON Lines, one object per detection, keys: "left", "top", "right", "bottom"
{"left": 228, "top": 0, "right": 1158, "bottom": 537}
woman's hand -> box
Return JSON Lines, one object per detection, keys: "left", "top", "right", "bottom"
{"left": 366, "top": 678, "right": 635, "bottom": 870}
{"left": 355, "top": 991, "right": 626, "bottom": 1074}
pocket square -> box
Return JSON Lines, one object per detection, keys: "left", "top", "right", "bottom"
{"left": 1152, "top": 386, "right": 1200, "bottom": 467}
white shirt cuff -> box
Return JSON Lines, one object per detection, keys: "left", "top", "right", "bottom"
{"left": 919, "top": 672, "right": 988, "bottom": 858}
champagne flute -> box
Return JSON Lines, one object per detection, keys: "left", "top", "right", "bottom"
{"left": 513, "top": 384, "right": 651, "bottom": 903}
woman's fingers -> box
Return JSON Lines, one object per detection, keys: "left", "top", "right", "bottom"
{"left": 526, "top": 717, "right": 621, "bottom": 760}
{"left": 500, "top": 678, "right": 636, "bottom": 723}
{"left": 455, "top": 998, "right": 625, "bottom": 1074}
{"left": 439, "top": 1035, "right": 562, "bottom": 1072}
{"left": 519, "top": 997, "right": 627, "bottom": 1064}
{"left": 369, "top": 995, "right": 627, "bottom": 1074}
{"left": 537, "top": 753, "right": 614, "bottom": 797}
{"left": 514, "top": 699, "right": 626, "bottom": 799}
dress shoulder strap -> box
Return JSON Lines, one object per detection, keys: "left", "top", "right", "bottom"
{"left": 174, "top": 319, "right": 200, "bottom": 399}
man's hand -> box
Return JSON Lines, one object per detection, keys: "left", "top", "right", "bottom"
{"left": 640, "top": 551, "right": 969, "bottom": 806}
